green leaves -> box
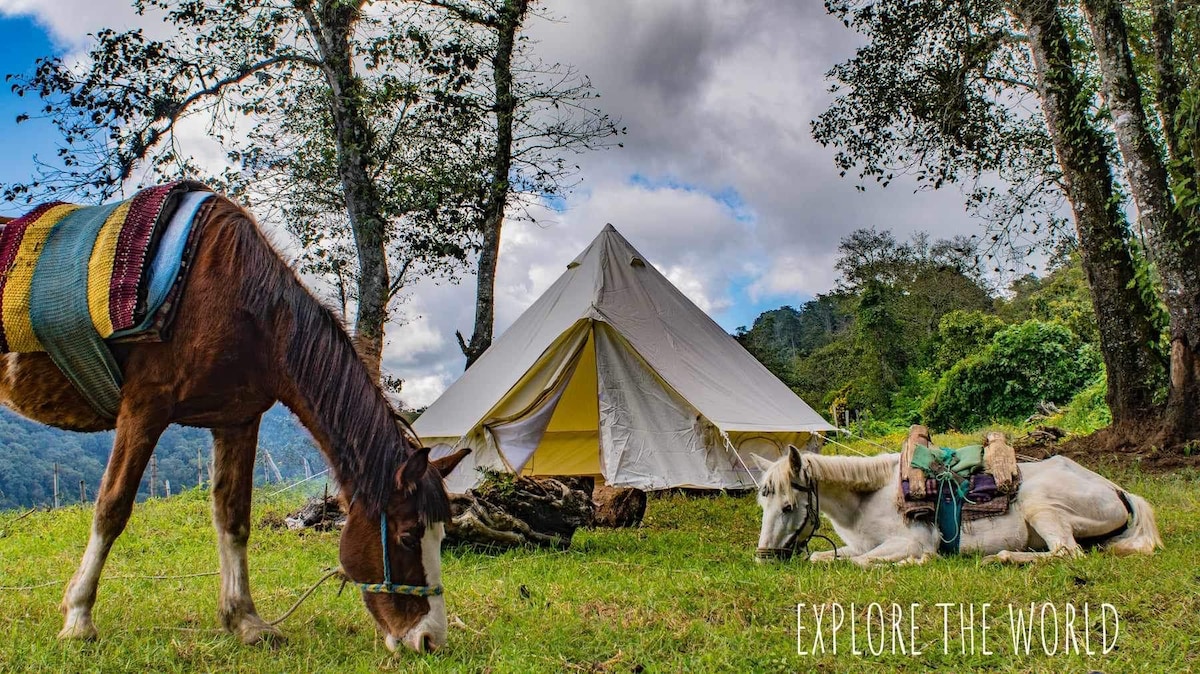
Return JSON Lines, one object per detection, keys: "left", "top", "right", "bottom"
{"left": 923, "top": 320, "right": 1102, "bottom": 430}
{"left": 814, "top": 0, "right": 1070, "bottom": 260}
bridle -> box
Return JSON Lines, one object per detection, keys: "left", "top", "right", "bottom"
{"left": 348, "top": 512, "right": 444, "bottom": 597}
{"left": 755, "top": 462, "right": 837, "bottom": 561}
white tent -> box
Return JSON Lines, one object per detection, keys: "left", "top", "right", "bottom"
{"left": 416, "top": 224, "right": 835, "bottom": 493}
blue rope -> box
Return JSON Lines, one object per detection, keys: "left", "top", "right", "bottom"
{"left": 354, "top": 512, "right": 444, "bottom": 597}
{"left": 381, "top": 513, "right": 392, "bottom": 588}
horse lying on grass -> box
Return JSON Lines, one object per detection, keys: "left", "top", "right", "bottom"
{"left": 755, "top": 444, "right": 1162, "bottom": 566}
{"left": 0, "top": 191, "right": 469, "bottom": 652}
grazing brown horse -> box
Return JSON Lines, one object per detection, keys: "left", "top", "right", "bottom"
{"left": 0, "top": 196, "right": 469, "bottom": 652}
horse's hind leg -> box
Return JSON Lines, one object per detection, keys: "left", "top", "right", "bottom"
{"left": 983, "top": 513, "right": 1083, "bottom": 564}
{"left": 60, "top": 403, "right": 169, "bottom": 640}
{"left": 211, "top": 417, "right": 282, "bottom": 645}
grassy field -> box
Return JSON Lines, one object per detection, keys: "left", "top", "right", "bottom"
{"left": 1, "top": 439, "right": 1198, "bottom": 672}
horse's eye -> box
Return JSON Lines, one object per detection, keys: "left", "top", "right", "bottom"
{"left": 782, "top": 504, "right": 794, "bottom": 514}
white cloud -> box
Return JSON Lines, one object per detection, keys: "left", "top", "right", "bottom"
{"left": 0, "top": 0, "right": 156, "bottom": 49}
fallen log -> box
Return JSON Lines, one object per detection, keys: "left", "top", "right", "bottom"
{"left": 282, "top": 494, "right": 345, "bottom": 531}
{"left": 275, "top": 471, "right": 595, "bottom": 551}
{"left": 445, "top": 471, "right": 595, "bottom": 549}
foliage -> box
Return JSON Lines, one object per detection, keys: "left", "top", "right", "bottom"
{"left": 735, "top": 296, "right": 855, "bottom": 381}
{"left": 765, "top": 228, "right": 992, "bottom": 420}
{"left": 885, "top": 369, "right": 938, "bottom": 428}
{"left": 740, "top": 225, "right": 1114, "bottom": 434}
{"left": 931, "top": 310, "right": 1005, "bottom": 372}
{"left": 790, "top": 338, "right": 862, "bottom": 414}
{"left": 813, "top": 0, "right": 1074, "bottom": 261}
{"left": 995, "top": 256, "right": 1098, "bottom": 343}
{"left": 923, "top": 320, "right": 1102, "bottom": 430}
{"left": 1050, "top": 371, "right": 1113, "bottom": 434}
{"left": 1, "top": 467, "right": 1196, "bottom": 671}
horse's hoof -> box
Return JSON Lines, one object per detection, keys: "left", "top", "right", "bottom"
{"left": 57, "top": 619, "right": 98, "bottom": 641}
{"left": 238, "top": 620, "right": 285, "bottom": 647}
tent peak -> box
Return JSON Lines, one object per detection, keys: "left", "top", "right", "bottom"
{"left": 602, "top": 222, "right": 617, "bottom": 232}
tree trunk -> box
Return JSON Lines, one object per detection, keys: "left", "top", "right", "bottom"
{"left": 1149, "top": 0, "right": 1183, "bottom": 164}
{"left": 458, "top": 0, "right": 529, "bottom": 369}
{"left": 1008, "top": 0, "right": 1164, "bottom": 425}
{"left": 1082, "top": 0, "right": 1200, "bottom": 442}
{"left": 305, "top": 1, "right": 390, "bottom": 381}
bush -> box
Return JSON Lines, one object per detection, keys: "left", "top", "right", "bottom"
{"left": 1050, "top": 372, "right": 1112, "bottom": 434}
{"left": 931, "top": 310, "right": 1005, "bottom": 372}
{"left": 922, "top": 320, "right": 1101, "bottom": 430}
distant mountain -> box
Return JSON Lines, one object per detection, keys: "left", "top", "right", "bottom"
{"left": 0, "top": 404, "right": 328, "bottom": 510}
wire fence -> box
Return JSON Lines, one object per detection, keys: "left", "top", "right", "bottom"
{"left": 6, "top": 449, "right": 334, "bottom": 515}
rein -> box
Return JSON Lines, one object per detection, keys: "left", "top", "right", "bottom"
{"left": 350, "top": 513, "right": 443, "bottom": 597}
{"left": 755, "top": 462, "right": 838, "bottom": 562}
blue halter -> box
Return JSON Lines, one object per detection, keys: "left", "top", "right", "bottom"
{"left": 353, "top": 513, "right": 443, "bottom": 597}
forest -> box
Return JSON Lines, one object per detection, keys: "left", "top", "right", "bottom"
{"left": 0, "top": 406, "right": 324, "bottom": 510}
{"left": 736, "top": 227, "right": 1109, "bottom": 436}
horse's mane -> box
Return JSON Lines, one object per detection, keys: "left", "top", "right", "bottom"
{"left": 763, "top": 451, "right": 897, "bottom": 497}
{"left": 213, "top": 197, "right": 448, "bottom": 522}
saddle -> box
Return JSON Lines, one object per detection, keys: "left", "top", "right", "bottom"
{"left": 896, "top": 426, "right": 1021, "bottom": 553}
{"left": 0, "top": 181, "right": 215, "bottom": 418}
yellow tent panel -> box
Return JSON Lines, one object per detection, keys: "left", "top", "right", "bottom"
{"left": 523, "top": 329, "right": 601, "bottom": 475}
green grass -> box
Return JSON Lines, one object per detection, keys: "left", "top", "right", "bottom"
{"left": 1, "top": 462, "right": 1198, "bottom": 673}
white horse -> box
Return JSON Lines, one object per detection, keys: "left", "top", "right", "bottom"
{"left": 754, "top": 445, "right": 1162, "bottom": 566}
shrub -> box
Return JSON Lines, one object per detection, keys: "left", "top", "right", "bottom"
{"left": 1050, "top": 372, "right": 1112, "bottom": 434}
{"left": 931, "top": 310, "right": 1005, "bottom": 372}
{"left": 922, "top": 320, "right": 1101, "bottom": 430}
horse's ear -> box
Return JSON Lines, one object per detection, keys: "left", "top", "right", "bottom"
{"left": 395, "top": 446, "right": 431, "bottom": 490}
{"left": 747, "top": 452, "right": 774, "bottom": 471}
{"left": 787, "top": 444, "right": 803, "bottom": 473}
{"left": 431, "top": 447, "right": 472, "bottom": 478}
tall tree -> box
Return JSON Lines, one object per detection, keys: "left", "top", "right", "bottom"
{"left": 1007, "top": 0, "right": 1164, "bottom": 423}
{"left": 814, "top": 0, "right": 1165, "bottom": 426}
{"left": 1080, "top": 0, "right": 1200, "bottom": 442}
{"left": 415, "top": 0, "right": 623, "bottom": 369}
{"left": 4, "top": 0, "right": 483, "bottom": 383}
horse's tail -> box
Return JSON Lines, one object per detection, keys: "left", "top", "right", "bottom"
{"left": 1105, "top": 492, "right": 1163, "bottom": 556}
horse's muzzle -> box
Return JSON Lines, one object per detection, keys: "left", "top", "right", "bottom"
{"left": 755, "top": 547, "right": 794, "bottom": 562}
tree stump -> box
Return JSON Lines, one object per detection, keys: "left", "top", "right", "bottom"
{"left": 592, "top": 485, "right": 646, "bottom": 528}
{"left": 445, "top": 473, "right": 595, "bottom": 549}
{"left": 282, "top": 494, "right": 345, "bottom": 531}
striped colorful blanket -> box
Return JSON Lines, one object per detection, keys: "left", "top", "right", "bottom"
{"left": 0, "top": 181, "right": 214, "bottom": 417}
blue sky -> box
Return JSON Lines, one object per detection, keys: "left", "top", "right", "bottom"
{"left": 0, "top": 15, "right": 62, "bottom": 215}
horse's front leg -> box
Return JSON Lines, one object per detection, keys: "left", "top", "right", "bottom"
{"left": 849, "top": 537, "right": 934, "bottom": 567}
{"left": 211, "top": 418, "right": 282, "bottom": 645}
{"left": 809, "top": 543, "right": 862, "bottom": 562}
{"left": 60, "top": 401, "right": 169, "bottom": 640}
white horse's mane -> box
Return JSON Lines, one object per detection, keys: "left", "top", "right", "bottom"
{"left": 763, "top": 451, "right": 898, "bottom": 497}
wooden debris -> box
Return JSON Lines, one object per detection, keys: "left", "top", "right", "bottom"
{"left": 592, "top": 486, "right": 646, "bottom": 528}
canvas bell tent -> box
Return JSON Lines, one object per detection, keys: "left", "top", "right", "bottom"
{"left": 416, "top": 224, "right": 835, "bottom": 493}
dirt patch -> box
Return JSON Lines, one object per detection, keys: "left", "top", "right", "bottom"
{"left": 1016, "top": 421, "right": 1200, "bottom": 473}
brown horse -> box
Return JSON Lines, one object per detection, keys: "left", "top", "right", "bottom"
{"left": 0, "top": 196, "right": 469, "bottom": 652}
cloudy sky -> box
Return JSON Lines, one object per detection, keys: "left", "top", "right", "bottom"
{"left": 0, "top": 0, "right": 982, "bottom": 407}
